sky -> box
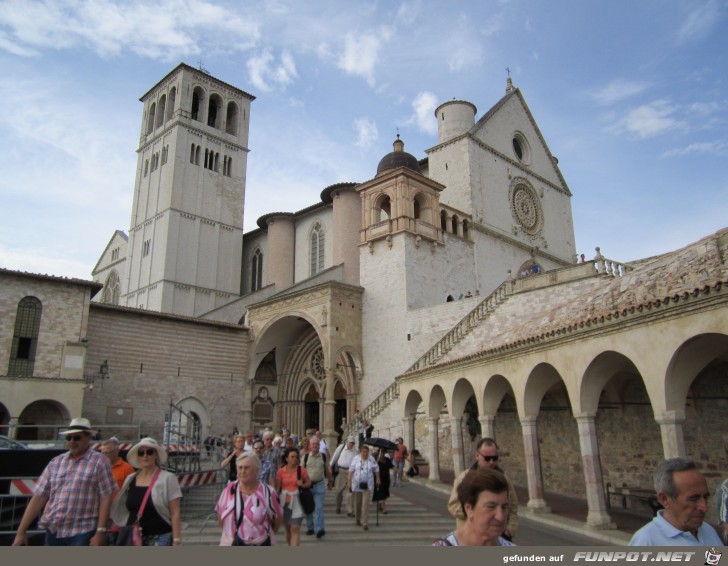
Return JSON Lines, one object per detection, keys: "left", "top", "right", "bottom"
{"left": 0, "top": 0, "right": 726, "bottom": 280}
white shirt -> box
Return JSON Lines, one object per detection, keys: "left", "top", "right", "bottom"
{"left": 349, "top": 455, "right": 379, "bottom": 492}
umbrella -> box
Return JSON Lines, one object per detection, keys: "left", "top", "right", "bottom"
{"left": 364, "top": 437, "right": 397, "bottom": 451}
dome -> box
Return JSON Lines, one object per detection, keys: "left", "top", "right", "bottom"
{"left": 376, "top": 135, "right": 419, "bottom": 176}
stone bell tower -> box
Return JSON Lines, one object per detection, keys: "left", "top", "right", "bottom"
{"left": 123, "top": 63, "right": 255, "bottom": 317}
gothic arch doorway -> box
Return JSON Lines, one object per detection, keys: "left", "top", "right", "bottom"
{"left": 304, "top": 384, "right": 320, "bottom": 432}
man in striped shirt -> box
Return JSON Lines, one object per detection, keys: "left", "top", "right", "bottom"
{"left": 12, "top": 418, "right": 116, "bottom": 546}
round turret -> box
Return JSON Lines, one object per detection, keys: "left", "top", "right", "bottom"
{"left": 434, "top": 100, "right": 477, "bottom": 144}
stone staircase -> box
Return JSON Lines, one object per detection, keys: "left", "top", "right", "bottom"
{"left": 180, "top": 483, "right": 454, "bottom": 546}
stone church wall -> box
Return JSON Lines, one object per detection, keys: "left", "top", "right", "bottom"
{"left": 84, "top": 304, "right": 249, "bottom": 439}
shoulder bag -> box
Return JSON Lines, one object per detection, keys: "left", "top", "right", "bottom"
{"left": 297, "top": 465, "right": 315, "bottom": 515}
{"left": 116, "top": 468, "right": 161, "bottom": 546}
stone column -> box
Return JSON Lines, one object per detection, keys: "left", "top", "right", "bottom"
{"left": 478, "top": 415, "right": 495, "bottom": 440}
{"left": 450, "top": 416, "right": 465, "bottom": 476}
{"left": 323, "top": 367, "right": 337, "bottom": 450}
{"left": 520, "top": 417, "right": 550, "bottom": 512}
{"left": 241, "top": 378, "right": 253, "bottom": 433}
{"left": 403, "top": 416, "right": 415, "bottom": 451}
{"left": 655, "top": 411, "right": 686, "bottom": 459}
{"left": 575, "top": 414, "right": 615, "bottom": 529}
{"left": 428, "top": 417, "right": 440, "bottom": 482}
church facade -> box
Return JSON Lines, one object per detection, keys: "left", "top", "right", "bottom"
{"left": 2, "top": 63, "right": 726, "bottom": 529}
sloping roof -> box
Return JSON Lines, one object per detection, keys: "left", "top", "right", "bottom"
{"left": 92, "top": 230, "right": 128, "bottom": 274}
{"left": 1, "top": 267, "right": 103, "bottom": 292}
{"left": 407, "top": 227, "right": 728, "bottom": 374}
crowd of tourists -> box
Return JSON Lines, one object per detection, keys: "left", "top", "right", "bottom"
{"left": 11, "top": 416, "right": 727, "bottom": 547}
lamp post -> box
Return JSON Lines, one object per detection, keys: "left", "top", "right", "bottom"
{"left": 84, "top": 360, "right": 110, "bottom": 390}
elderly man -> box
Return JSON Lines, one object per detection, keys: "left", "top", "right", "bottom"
{"left": 302, "top": 436, "right": 333, "bottom": 538}
{"left": 331, "top": 435, "right": 359, "bottom": 516}
{"left": 13, "top": 418, "right": 116, "bottom": 546}
{"left": 447, "top": 437, "right": 519, "bottom": 540}
{"left": 629, "top": 458, "right": 722, "bottom": 546}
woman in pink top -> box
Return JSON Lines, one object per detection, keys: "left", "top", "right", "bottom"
{"left": 216, "top": 452, "right": 282, "bottom": 546}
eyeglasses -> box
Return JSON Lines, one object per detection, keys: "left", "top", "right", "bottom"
{"left": 67, "top": 434, "right": 85, "bottom": 442}
{"left": 138, "top": 448, "right": 157, "bottom": 457}
{"left": 253, "top": 446, "right": 264, "bottom": 450}
{"left": 478, "top": 453, "right": 499, "bottom": 462}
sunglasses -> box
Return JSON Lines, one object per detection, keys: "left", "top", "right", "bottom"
{"left": 67, "top": 434, "right": 86, "bottom": 442}
{"left": 478, "top": 454, "right": 499, "bottom": 462}
{"left": 138, "top": 448, "right": 157, "bottom": 457}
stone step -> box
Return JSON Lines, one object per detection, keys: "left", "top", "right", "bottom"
{"left": 180, "top": 487, "right": 454, "bottom": 546}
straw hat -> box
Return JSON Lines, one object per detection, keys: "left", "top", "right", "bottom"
{"left": 59, "top": 417, "right": 97, "bottom": 435}
{"left": 127, "top": 437, "right": 168, "bottom": 468}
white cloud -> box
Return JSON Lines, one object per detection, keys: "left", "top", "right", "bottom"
{"left": 661, "top": 140, "right": 728, "bottom": 158}
{"left": 247, "top": 49, "right": 298, "bottom": 92}
{"left": 609, "top": 100, "right": 684, "bottom": 139}
{"left": 676, "top": 0, "right": 722, "bottom": 43}
{"left": 395, "top": 1, "right": 422, "bottom": 26}
{"left": 337, "top": 28, "right": 392, "bottom": 86}
{"left": 405, "top": 91, "right": 438, "bottom": 135}
{"left": 0, "top": 0, "right": 260, "bottom": 61}
{"left": 592, "top": 79, "right": 648, "bottom": 105}
{"left": 353, "top": 118, "right": 378, "bottom": 149}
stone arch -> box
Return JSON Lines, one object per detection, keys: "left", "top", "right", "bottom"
{"left": 16, "top": 399, "right": 70, "bottom": 441}
{"left": 664, "top": 332, "right": 728, "bottom": 412}
{"left": 428, "top": 384, "right": 447, "bottom": 418}
{"left": 176, "top": 396, "right": 209, "bottom": 440}
{"left": 482, "top": 374, "right": 515, "bottom": 416}
{"left": 374, "top": 192, "right": 392, "bottom": 222}
{"left": 579, "top": 350, "right": 644, "bottom": 415}
{"left": 402, "top": 388, "right": 424, "bottom": 418}
{"left": 522, "top": 362, "right": 568, "bottom": 418}
{"left": 413, "top": 192, "right": 432, "bottom": 224}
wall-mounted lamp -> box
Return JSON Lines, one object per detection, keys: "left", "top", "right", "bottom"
{"left": 84, "top": 360, "right": 110, "bottom": 390}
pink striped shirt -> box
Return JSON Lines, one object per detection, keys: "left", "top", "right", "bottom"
{"left": 34, "top": 448, "right": 116, "bottom": 537}
{"left": 216, "top": 482, "right": 282, "bottom": 545}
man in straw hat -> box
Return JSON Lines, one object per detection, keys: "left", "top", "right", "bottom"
{"left": 12, "top": 417, "right": 116, "bottom": 546}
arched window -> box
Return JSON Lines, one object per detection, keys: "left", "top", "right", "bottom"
{"left": 8, "top": 297, "right": 42, "bottom": 377}
{"left": 208, "top": 94, "right": 223, "bottom": 128}
{"left": 414, "top": 199, "right": 421, "bottom": 219}
{"left": 191, "top": 87, "right": 205, "bottom": 121}
{"left": 146, "top": 102, "right": 156, "bottom": 134}
{"left": 166, "top": 87, "right": 176, "bottom": 121}
{"left": 102, "top": 270, "right": 121, "bottom": 305}
{"left": 451, "top": 214, "right": 459, "bottom": 236}
{"left": 251, "top": 248, "right": 263, "bottom": 291}
{"left": 195, "top": 145, "right": 201, "bottom": 165}
{"left": 226, "top": 101, "right": 239, "bottom": 135}
{"left": 156, "top": 95, "right": 166, "bottom": 129}
{"left": 462, "top": 219, "right": 469, "bottom": 239}
{"left": 376, "top": 196, "right": 391, "bottom": 223}
{"left": 190, "top": 143, "right": 196, "bottom": 164}
{"left": 440, "top": 210, "right": 447, "bottom": 231}
{"left": 310, "top": 222, "right": 325, "bottom": 276}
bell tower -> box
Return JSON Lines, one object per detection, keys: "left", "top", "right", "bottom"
{"left": 123, "top": 64, "right": 255, "bottom": 317}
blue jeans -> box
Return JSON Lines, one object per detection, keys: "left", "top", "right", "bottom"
{"left": 305, "top": 480, "right": 326, "bottom": 532}
{"left": 45, "top": 529, "right": 96, "bottom": 546}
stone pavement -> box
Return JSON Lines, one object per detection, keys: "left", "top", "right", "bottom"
{"left": 180, "top": 482, "right": 458, "bottom": 546}
{"left": 181, "top": 459, "right": 643, "bottom": 546}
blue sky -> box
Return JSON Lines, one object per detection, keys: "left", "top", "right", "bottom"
{"left": 0, "top": 0, "right": 726, "bottom": 279}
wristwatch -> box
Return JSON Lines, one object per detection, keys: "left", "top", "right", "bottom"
{"left": 96, "top": 527, "right": 107, "bottom": 533}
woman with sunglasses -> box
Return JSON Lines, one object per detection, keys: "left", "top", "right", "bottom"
{"left": 110, "top": 437, "right": 182, "bottom": 546}
{"left": 446, "top": 437, "right": 518, "bottom": 541}
{"left": 275, "top": 447, "right": 311, "bottom": 546}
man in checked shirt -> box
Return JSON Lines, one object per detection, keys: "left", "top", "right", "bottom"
{"left": 12, "top": 418, "right": 116, "bottom": 546}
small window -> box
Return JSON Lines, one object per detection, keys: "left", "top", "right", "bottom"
{"left": 310, "top": 223, "right": 325, "bottom": 276}
{"left": 142, "top": 239, "right": 151, "bottom": 257}
{"left": 8, "top": 296, "right": 42, "bottom": 376}
{"left": 512, "top": 132, "right": 531, "bottom": 164}
{"left": 251, "top": 248, "right": 263, "bottom": 291}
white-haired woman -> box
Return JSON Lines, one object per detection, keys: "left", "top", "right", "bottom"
{"left": 111, "top": 437, "right": 182, "bottom": 546}
{"left": 216, "top": 452, "right": 283, "bottom": 546}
